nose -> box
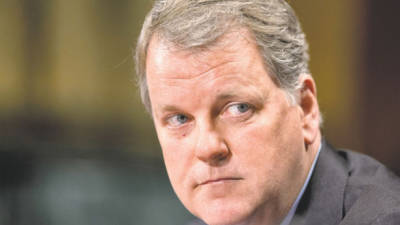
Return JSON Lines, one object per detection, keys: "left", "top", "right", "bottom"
{"left": 194, "top": 124, "right": 230, "bottom": 166}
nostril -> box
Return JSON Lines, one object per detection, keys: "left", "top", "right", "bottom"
{"left": 208, "top": 151, "right": 230, "bottom": 167}
{"left": 213, "top": 151, "right": 229, "bottom": 162}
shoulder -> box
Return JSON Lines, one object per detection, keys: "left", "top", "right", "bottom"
{"left": 335, "top": 148, "right": 400, "bottom": 224}
{"left": 373, "top": 212, "right": 400, "bottom": 225}
{"left": 339, "top": 148, "right": 400, "bottom": 208}
{"left": 340, "top": 202, "right": 400, "bottom": 225}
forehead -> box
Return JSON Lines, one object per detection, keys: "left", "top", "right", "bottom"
{"left": 146, "top": 29, "right": 261, "bottom": 80}
{"left": 145, "top": 28, "right": 280, "bottom": 117}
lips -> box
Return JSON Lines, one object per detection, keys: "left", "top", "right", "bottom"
{"left": 199, "top": 177, "right": 242, "bottom": 186}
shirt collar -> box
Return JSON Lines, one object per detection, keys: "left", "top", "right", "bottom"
{"left": 279, "top": 143, "right": 322, "bottom": 225}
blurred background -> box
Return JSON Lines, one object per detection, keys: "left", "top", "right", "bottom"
{"left": 1, "top": 0, "right": 399, "bottom": 224}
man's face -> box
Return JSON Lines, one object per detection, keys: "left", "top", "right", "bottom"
{"left": 146, "top": 30, "right": 314, "bottom": 225}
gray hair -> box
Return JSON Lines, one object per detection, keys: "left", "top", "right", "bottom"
{"left": 135, "top": 0, "right": 310, "bottom": 113}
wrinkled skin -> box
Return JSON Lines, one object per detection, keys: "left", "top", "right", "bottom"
{"left": 146, "top": 29, "right": 321, "bottom": 225}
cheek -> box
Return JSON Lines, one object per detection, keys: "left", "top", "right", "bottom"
{"left": 227, "top": 122, "right": 281, "bottom": 175}
{"left": 226, "top": 110, "right": 303, "bottom": 180}
{"left": 158, "top": 131, "right": 195, "bottom": 193}
{"left": 159, "top": 137, "right": 185, "bottom": 176}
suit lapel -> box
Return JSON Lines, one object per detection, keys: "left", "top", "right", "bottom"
{"left": 290, "top": 141, "right": 348, "bottom": 225}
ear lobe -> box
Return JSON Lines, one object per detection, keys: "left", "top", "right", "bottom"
{"left": 298, "top": 75, "right": 320, "bottom": 146}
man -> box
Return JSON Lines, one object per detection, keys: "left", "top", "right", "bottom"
{"left": 135, "top": 0, "right": 400, "bottom": 224}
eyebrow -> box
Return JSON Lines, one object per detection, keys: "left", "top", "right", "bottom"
{"left": 157, "top": 92, "right": 242, "bottom": 112}
{"left": 215, "top": 89, "right": 266, "bottom": 103}
{"left": 160, "top": 105, "right": 182, "bottom": 113}
{"left": 157, "top": 88, "right": 267, "bottom": 116}
{"left": 215, "top": 93, "right": 237, "bottom": 100}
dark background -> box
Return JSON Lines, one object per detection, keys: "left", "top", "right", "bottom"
{"left": 1, "top": 0, "right": 399, "bottom": 224}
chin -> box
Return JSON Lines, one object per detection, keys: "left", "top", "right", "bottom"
{"left": 201, "top": 214, "right": 245, "bottom": 225}
{"left": 194, "top": 200, "right": 254, "bottom": 225}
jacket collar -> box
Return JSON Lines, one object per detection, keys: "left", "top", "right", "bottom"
{"left": 290, "top": 140, "right": 348, "bottom": 225}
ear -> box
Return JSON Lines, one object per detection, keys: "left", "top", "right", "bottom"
{"left": 298, "top": 74, "right": 320, "bottom": 147}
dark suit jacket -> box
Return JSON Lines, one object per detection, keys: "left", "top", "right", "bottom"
{"left": 290, "top": 141, "right": 400, "bottom": 225}
{"left": 187, "top": 141, "right": 400, "bottom": 225}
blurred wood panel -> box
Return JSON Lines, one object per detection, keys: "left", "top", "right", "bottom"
{"left": 362, "top": 0, "right": 400, "bottom": 174}
{"left": 1, "top": 1, "right": 369, "bottom": 159}
{"left": 290, "top": 0, "right": 363, "bottom": 151}
{"left": 0, "top": 1, "right": 24, "bottom": 115}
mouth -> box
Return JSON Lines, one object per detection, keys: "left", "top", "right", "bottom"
{"left": 199, "top": 177, "right": 242, "bottom": 186}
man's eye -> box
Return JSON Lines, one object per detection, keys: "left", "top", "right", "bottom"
{"left": 226, "top": 103, "right": 251, "bottom": 116}
{"left": 166, "top": 114, "right": 189, "bottom": 127}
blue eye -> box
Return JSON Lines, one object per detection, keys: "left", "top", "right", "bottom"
{"left": 167, "top": 114, "right": 189, "bottom": 127}
{"left": 176, "top": 114, "right": 188, "bottom": 123}
{"left": 227, "top": 103, "right": 250, "bottom": 115}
